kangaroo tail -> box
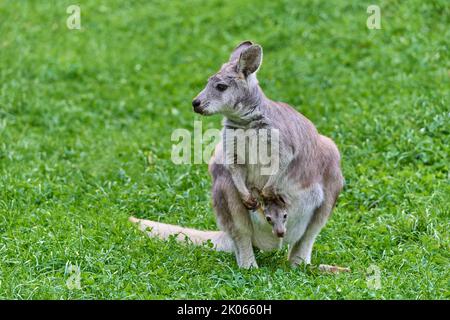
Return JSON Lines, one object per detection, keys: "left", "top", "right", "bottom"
{"left": 129, "top": 216, "right": 234, "bottom": 253}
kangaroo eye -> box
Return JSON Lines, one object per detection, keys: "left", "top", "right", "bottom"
{"left": 266, "top": 216, "right": 272, "bottom": 223}
{"left": 216, "top": 84, "right": 228, "bottom": 92}
{"left": 283, "top": 214, "right": 287, "bottom": 219}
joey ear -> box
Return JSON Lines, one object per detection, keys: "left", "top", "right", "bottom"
{"left": 229, "top": 40, "right": 254, "bottom": 62}
{"left": 237, "top": 44, "right": 263, "bottom": 77}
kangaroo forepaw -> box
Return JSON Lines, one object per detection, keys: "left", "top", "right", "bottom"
{"left": 242, "top": 194, "right": 260, "bottom": 210}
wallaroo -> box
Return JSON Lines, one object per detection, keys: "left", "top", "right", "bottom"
{"left": 130, "top": 41, "right": 344, "bottom": 268}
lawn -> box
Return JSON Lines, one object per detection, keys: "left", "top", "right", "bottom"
{"left": 0, "top": 0, "right": 449, "bottom": 299}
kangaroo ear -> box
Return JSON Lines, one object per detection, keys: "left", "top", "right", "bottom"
{"left": 229, "top": 40, "right": 254, "bottom": 62}
{"left": 237, "top": 44, "right": 263, "bottom": 77}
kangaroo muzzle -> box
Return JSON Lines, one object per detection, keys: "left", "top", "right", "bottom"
{"left": 273, "top": 226, "right": 286, "bottom": 238}
{"left": 192, "top": 98, "right": 204, "bottom": 114}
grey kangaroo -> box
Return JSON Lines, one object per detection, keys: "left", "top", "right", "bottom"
{"left": 130, "top": 41, "right": 344, "bottom": 268}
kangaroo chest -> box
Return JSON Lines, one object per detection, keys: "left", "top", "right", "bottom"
{"left": 222, "top": 127, "right": 276, "bottom": 190}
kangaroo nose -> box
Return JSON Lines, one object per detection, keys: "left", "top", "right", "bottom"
{"left": 192, "top": 98, "right": 201, "bottom": 108}
{"left": 276, "top": 231, "right": 285, "bottom": 238}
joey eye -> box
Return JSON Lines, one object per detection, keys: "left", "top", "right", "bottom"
{"left": 266, "top": 216, "right": 272, "bottom": 223}
{"left": 216, "top": 83, "right": 228, "bottom": 92}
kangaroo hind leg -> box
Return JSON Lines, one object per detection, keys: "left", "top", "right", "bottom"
{"left": 212, "top": 170, "right": 257, "bottom": 269}
{"left": 288, "top": 199, "right": 333, "bottom": 266}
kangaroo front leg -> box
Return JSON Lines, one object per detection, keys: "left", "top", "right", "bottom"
{"left": 228, "top": 164, "right": 258, "bottom": 210}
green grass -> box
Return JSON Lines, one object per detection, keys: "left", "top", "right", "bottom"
{"left": 0, "top": 0, "right": 449, "bottom": 299}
